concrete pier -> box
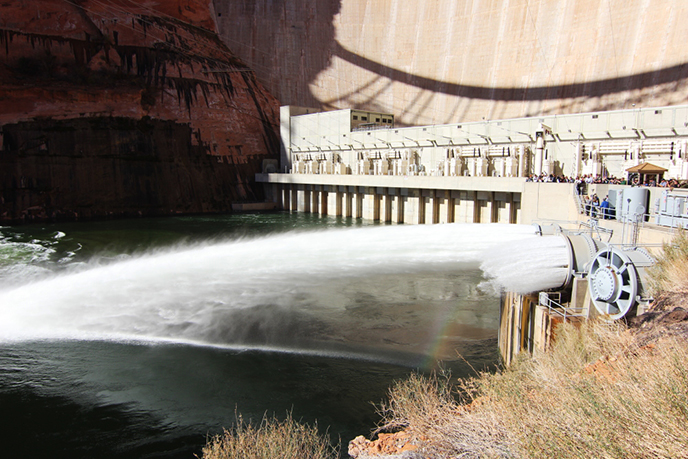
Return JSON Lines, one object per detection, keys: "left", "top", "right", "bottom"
{"left": 259, "top": 172, "right": 677, "bottom": 248}
{"left": 499, "top": 292, "right": 579, "bottom": 366}
{"left": 259, "top": 174, "right": 542, "bottom": 225}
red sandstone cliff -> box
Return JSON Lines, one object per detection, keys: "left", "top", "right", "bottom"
{"left": 0, "top": 0, "right": 280, "bottom": 222}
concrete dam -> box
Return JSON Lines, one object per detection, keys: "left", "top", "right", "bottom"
{"left": 1, "top": 0, "right": 684, "bottom": 361}
{"left": 214, "top": 0, "right": 688, "bottom": 127}
{"left": 217, "top": 0, "right": 685, "bottom": 362}
{"left": 0, "top": 4, "right": 686, "bottom": 456}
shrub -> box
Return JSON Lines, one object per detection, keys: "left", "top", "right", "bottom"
{"left": 200, "top": 412, "right": 338, "bottom": 459}
{"left": 484, "top": 321, "right": 688, "bottom": 458}
{"left": 377, "top": 372, "right": 514, "bottom": 458}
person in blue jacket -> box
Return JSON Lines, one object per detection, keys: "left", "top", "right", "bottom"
{"left": 600, "top": 195, "right": 610, "bottom": 219}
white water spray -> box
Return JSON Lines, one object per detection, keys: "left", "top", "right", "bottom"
{"left": 0, "top": 224, "right": 566, "bottom": 346}
{"left": 479, "top": 235, "right": 570, "bottom": 294}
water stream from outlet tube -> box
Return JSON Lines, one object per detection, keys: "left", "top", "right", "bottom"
{"left": 0, "top": 222, "right": 567, "bottom": 350}
{"left": 0, "top": 216, "right": 571, "bottom": 458}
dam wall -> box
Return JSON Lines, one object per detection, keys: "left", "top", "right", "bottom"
{"left": 258, "top": 173, "right": 540, "bottom": 224}
{"left": 214, "top": 0, "right": 688, "bottom": 127}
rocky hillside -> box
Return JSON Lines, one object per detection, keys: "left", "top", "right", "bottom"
{"left": 0, "top": 0, "right": 279, "bottom": 222}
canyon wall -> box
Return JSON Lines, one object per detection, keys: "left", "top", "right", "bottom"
{"left": 214, "top": 0, "right": 688, "bottom": 126}
{"left": 0, "top": 0, "right": 279, "bottom": 223}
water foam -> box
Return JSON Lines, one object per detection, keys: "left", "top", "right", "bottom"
{"left": 479, "top": 235, "right": 570, "bottom": 294}
{"left": 0, "top": 223, "right": 561, "bottom": 346}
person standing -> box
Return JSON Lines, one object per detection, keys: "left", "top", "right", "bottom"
{"left": 591, "top": 194, "right": 600, "bottom": 218}
{"left": 600, "top": 195, "right": 610, "bottom": 219}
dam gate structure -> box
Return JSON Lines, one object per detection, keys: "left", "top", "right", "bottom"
{"left": 256, "top": 105, "right": 684, "bottom": 364}
{"left": 498, "top": 226, "right": 656, "bottom": 365}
{"left": 258, "top": 104, "right": 688, "bottom": 228}
{"left": 261, "top": 176, "right": 523, "bottom": 225}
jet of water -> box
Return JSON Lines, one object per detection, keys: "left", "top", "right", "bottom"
{"left": 0, "top": 224, "right": 565, "bottom": 346}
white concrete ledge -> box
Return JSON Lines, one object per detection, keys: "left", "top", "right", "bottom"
{"left": 256, "top": 173, "right": 527, "bottom": 193}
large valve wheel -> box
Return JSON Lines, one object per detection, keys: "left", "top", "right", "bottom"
{"left": 588, "top": 248, "right": 640, "bottom": 320}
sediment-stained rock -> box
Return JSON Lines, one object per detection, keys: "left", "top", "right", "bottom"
{"left": 0, "top": 0, "right": 279, "bottom": 222}
{"left": 348, "top": 432, "right": 420, "bottom": 459}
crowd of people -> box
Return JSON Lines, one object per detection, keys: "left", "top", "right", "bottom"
{"left": 526, "top": 173, "right": 688, "bottom": 189}
{"left": 525, "top": 173, "right": 628, "bottom": 184}
{"left": 524, "top": 172, "right": 688, "bottom": 220}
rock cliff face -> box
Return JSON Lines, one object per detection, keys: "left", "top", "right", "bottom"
{"left": 0, "top": 0, "right": 279, "bottom": 223}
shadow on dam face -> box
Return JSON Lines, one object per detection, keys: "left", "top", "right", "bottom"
{"left": 213, "top": 0, "right": 343, "bottom": 109}
{"left": 214, "top": 0, "right": 688, "bottom": 121}
{"left": 332, "top": 41, "right": 688, "bottom": 104}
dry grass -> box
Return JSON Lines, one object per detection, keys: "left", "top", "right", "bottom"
{"left": 379, "top": 321, "right": 688, "bottom": 459}
{"left": 647, "top": 229, "right": 688, "bottom": 305}
{"left": 200, "top": 412, "right": 339, "bottom": 459}
{"left": 202, "top": 233, "right": 688, "bottom": 459}
{"left": 377, "top": 372, "right": 513, "bottom": 458}
{"left": 374, "top": 231, "right": 688, "bottom": 458}
{"left": 485, "top": 322, "right": 688, "bottom": 459}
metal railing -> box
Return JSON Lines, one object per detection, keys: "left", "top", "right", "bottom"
{"left": 351, "top": 124, "right": 393, "bottom": 132}
{"left": 573, "top": 189, "right": 586, "bottom": 214}
{"left": 571, "top": 187, "right": 666, "bottom": 246}
{"left": 539, "top": 291, "right": 587, "bottom": 322}
{"left": 576, "top": 218, "right": 615, "bottom": 243}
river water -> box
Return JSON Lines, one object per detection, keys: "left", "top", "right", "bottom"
{"left": 0, "top": 213, "right": 563, "bottom": 458}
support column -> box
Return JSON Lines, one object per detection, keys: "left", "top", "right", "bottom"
{"left": 336, "top": 186, "right": 345, "bottom": 216}
{"left": 375, "top": 187, "right": 386, "bottom": 221}
{"left": 289, "top": 185, "right": 299, "bottom": 212}
{"left": 451, "top": 190, "right": 462, "bottom": 222}
{"left": 421, "top": 189, "right": 435, "bottom": 224}
{"left": 477, "top": 191, "right": 494, "bottom": 223}
{"left": 455, "top": 191, "right": 475, "bottom": 223}
{"left": 297, "top": 186, "right": 310, "bottom": 213}
{"left": 437, "top": 190, "right": 454, "bottom": 223}
{"left": 403, "top": 189, "right": 422, "bottom": 224}
{"left": 362, "top": 187, "right": 380, "bottom": 221}
{"left": 512, "top": 193, "right": 522, "bottom": 224}
{"left": 391, "top": 189, "right": 404, "bottom": 223}
{"left": 353, "top": 187, "right": 365, "bottom": 219}
{"left": 279, "top": 185, "right": 289, "bottom": 211}
{"left": 503, "top": 193, "right": 514, "bottom": 224}
{"left": 326, "top": 186, "right": 338, "bottom": 216}
{"left": 345, "top": 186, "right": 354, "bottom": 218}
{"left": 380, "top": 188, "right": 393, "bottom": 222}
{"left": 311, "top": 186, "right": 320, "bottom": 215}
{"left": 320, "top": 187, "right": 328, "bottom": 216}
{"left": 494, "top": 192, "right": 511, "bottom": 223}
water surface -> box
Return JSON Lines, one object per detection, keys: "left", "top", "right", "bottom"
{"left": 0, "top": 213, "right": 541, "bottom": 458}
